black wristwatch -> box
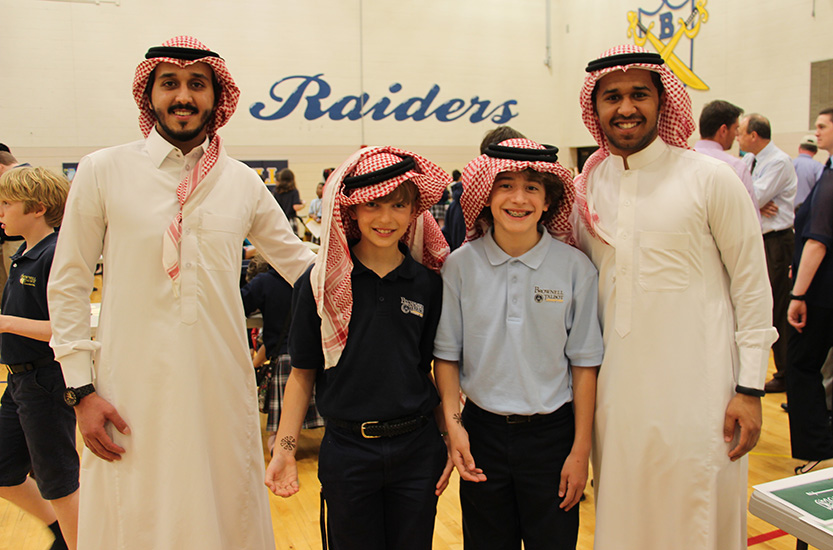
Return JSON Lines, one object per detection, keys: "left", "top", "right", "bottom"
{"left": 790, "top": 293, "right": 807, "bottom": 301}
{"left": 64, "top": 384, "right": 96, "bottom": 406}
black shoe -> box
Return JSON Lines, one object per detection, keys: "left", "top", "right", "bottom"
{"left": 795, "top": 460, "right": 821, "bottom": 475}
{"left": 765, "top": 377, "right": 787, "bottom": 393}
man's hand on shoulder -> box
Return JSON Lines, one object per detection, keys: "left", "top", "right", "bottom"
{"left": 724, "top": 393, "right": 762, "bottom": 461}
{"left": 75, "top": 393, "right": 130, "bottom": 462}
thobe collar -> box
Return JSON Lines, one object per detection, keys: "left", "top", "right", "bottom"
{"left": 482, "top": 226, "right": 549, "bottom": 269}
{"left": 605, "top": 137, "right": 667, "bottom": 171}
{"left": 145, "top": 127, "right": 209, "bottom": 169}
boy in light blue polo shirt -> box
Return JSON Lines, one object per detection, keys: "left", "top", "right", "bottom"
{"left": 433, "top": 138, "right": 603, "bottom": 550}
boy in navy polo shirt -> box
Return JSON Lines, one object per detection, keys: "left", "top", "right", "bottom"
{"left": 265, "top": 147, "right": 452, "bottom": 550}
{"left": 0, "top": 167, "right": 76, "bottom": 550}
{"left": 433, "top": 139, "right": 604, "bottom": 550}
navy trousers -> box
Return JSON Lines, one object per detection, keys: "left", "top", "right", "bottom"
{"left": 318, "top": 418, "right": 447, "bottom": 550}
{"left": 460, "top": 401, "right": 579, "bottom": 550}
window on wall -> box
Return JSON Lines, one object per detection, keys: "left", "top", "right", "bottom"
{"left": 810, "top": 60, "right": 833, "bottom": 129}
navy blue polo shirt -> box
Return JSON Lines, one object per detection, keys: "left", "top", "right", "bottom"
{"left": 794, "top": 164, "right": 833, "bottom": 309}
{"left": 289, "top": 244, "right": 442, "bottom": 422}
{"left": 241, "top": 267, "right": 292, "bottom": 357}
{"left": 1, "top": 231, "right": 58, "bottom": 364}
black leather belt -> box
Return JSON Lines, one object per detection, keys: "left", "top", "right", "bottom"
{"left": 5, "top": 356, "right": 57, "bottom": 375}
{"left": 326, "top": 414, "right": 429, "bottom": 439}
{"left": 465, "top": 399, "right": 569, "bottom": 424}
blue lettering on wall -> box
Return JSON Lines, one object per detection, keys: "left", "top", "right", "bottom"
{"left": 659, "top": 12, "right": 674, "bottom": 39}
{"left": 250, "top": 74, "right": 518, "bottom": 124}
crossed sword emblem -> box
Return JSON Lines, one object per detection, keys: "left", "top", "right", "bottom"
{"left": 627, "top": 0, "right": 710, "bottom": 90}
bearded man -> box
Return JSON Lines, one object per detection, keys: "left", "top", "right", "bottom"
{"left": 573, "top": 45, "right": 777, "bottom": 550}
{"left": 47, "top": 36, "right": 315, "bottom": 550}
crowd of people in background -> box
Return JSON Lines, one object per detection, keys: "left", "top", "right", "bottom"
{"left": 3, "top": 36, "right": 833, "bottom": 550}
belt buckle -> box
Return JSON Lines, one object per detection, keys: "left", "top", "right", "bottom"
{"left": 506, "top": 414, "right": 531, "bottom": 424}
{"left": 360, "top": 421, "right": 382, "bottom": 439}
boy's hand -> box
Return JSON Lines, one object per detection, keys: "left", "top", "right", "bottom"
{"left": 265, "top": 453, "right": 300, "bottom": 497}
{"left": 447, "top": 424, "right": 487, "bottom": 482}
{"left": 558, "top": 450, "right": 589, "bottom": 511}
{"left": 75, "top": 393, "right": 130, "bottom": 462}
{"left": 435, "top": 447, "right": 454, "bottom": 496}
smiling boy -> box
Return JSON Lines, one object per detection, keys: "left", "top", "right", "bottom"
{"left": 266, "top": 147, "right": 452, "bottom": 550}
{"left": 434, "top": 139, "right": 603, "bottom": 550}
{"left": 0, "top": 167, "right": 76, "bottom": 550}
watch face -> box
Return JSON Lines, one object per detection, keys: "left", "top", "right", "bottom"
{"left": 63, "top": 388, "right": 78, "bottom": 407}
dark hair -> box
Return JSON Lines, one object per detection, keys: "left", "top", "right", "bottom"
{"left": 591, "top": 70, "right": 665, "bottom": 110}
{"left": 477, "top": 168, "right": 564, "bottom": 226}
{"left": 452, "top": 169, "right": 461, "bottom": 180}
{"left": 275, "top": 168, "right": 297, "bottom": 193}
{"left": 819, "top": 108, "right": 833, "bottom": 121}
{"left": 0, "top": 143, "right": 9, "bottom": 153}
{"left": 744, "top": 114, "right": 771, "bottom": 140}
{"left": 479, "top": 126, "right": 526, "bottom": 154}
{"left": 699, "top": 100, "right": 743, "bottom": 139}
{"left": 800, "top": 143, "right": 818, "bottom": 154}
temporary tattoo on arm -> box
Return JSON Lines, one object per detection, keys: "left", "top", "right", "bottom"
{"left": 280, "top": 436, "right": 297, "bottom": 452}
{"left": 453, "top": 413, "right": 463, "bottom": 425}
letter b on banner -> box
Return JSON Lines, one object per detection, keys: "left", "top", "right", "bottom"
{"left": 659, "top": 12, "right": 674, "bottom": 39}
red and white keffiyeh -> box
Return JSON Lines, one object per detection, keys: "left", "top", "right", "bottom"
{"left": 312, "top": 146, "right": 451, "bottom": 369}
{"left": 460, "top": 138, "right": 576, "bottom": 245}
{"left": 574, "top": 44, "right": 695, "bottom": 238}
{"left": 132, "top": 36, "right": 241, "bottom": 294}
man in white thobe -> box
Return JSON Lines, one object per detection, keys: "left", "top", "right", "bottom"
{"left": 573, "top": 45, "right": 777, "bottom": 550}
{"left": 47, "top": 36, "right": 315, "bottom": 550}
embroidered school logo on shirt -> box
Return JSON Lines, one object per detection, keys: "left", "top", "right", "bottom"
{"left": 400, "top": 297, "right": 424, "bottom": 317}
{"left": 533, "top": 286, "right": 563, "bottom": 303}
{"left": 19, "top": 275, "right": 36, "bottom": 287}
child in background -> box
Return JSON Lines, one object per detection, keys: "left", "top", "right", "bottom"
{"left": 433, "top": 139, "right": 603, "bottom": 550}
{"left": 306, "top": 179, "right": 326, "bottom": 245}
{"left": 265, "top": 147, "right": 452, "bottom": 550}
{"left": 241, "top": 255, "right": 323, "bottom": 455}
{"left": 0, "top": 167, "right": 77, "bottom": 550}
{"left": 273, "top": 168, "right": 305, "bottom": 236}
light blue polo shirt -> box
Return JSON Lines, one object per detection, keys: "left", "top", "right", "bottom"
{"left": 434, "top": 228, "right": 603, "bottom": 415}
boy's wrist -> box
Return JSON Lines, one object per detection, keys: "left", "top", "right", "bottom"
{"left": 276, "top": 434, "right": 298, "bottom": 455}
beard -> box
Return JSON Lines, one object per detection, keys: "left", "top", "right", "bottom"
{"left": 603, "top": 122, "right": 658, "bottom": 155}
{"left": 153, "top": 104, "right": 214, "bottom": 144}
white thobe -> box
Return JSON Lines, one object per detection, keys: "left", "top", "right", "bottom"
{"left": 48, "top": 129, "right": 316, "bottom": 550}
{"left": 574, "top": 139, "right": 777, "bottom": 550}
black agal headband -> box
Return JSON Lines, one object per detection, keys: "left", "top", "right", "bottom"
{"left": 485, "top": 143, "right": 559, "bottom": 163}
{"left": 585, "top": 52, "right": 664, "bottom": 73}
{"left": 145, "top": 46, "right": 223, "bottom": 61}
{"left": 343, "top": 157, "right": 416, "bottom": 190}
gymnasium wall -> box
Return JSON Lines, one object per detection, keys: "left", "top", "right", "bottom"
{"left": 2, "top": 0, "right": 832, "bottom": 200}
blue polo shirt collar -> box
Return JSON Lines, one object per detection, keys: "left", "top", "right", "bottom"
{"left": 145, "top": 127, "right": 208, "bottom": 168}
{"left": 349, "top": 241, "right": 417, "bottom": 281}
{"left": 10, "top": 231, "right": 57, "bottom": 262}
{"left": 482, "top": 227, "right": 550, "bottom": 269}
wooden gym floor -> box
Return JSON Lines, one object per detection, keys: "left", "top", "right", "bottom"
{"left": 0, "top": 359, "right": 816, "bottom": 549}
{"left": 0, "top": 275, "right": 819, "bottom": 549}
